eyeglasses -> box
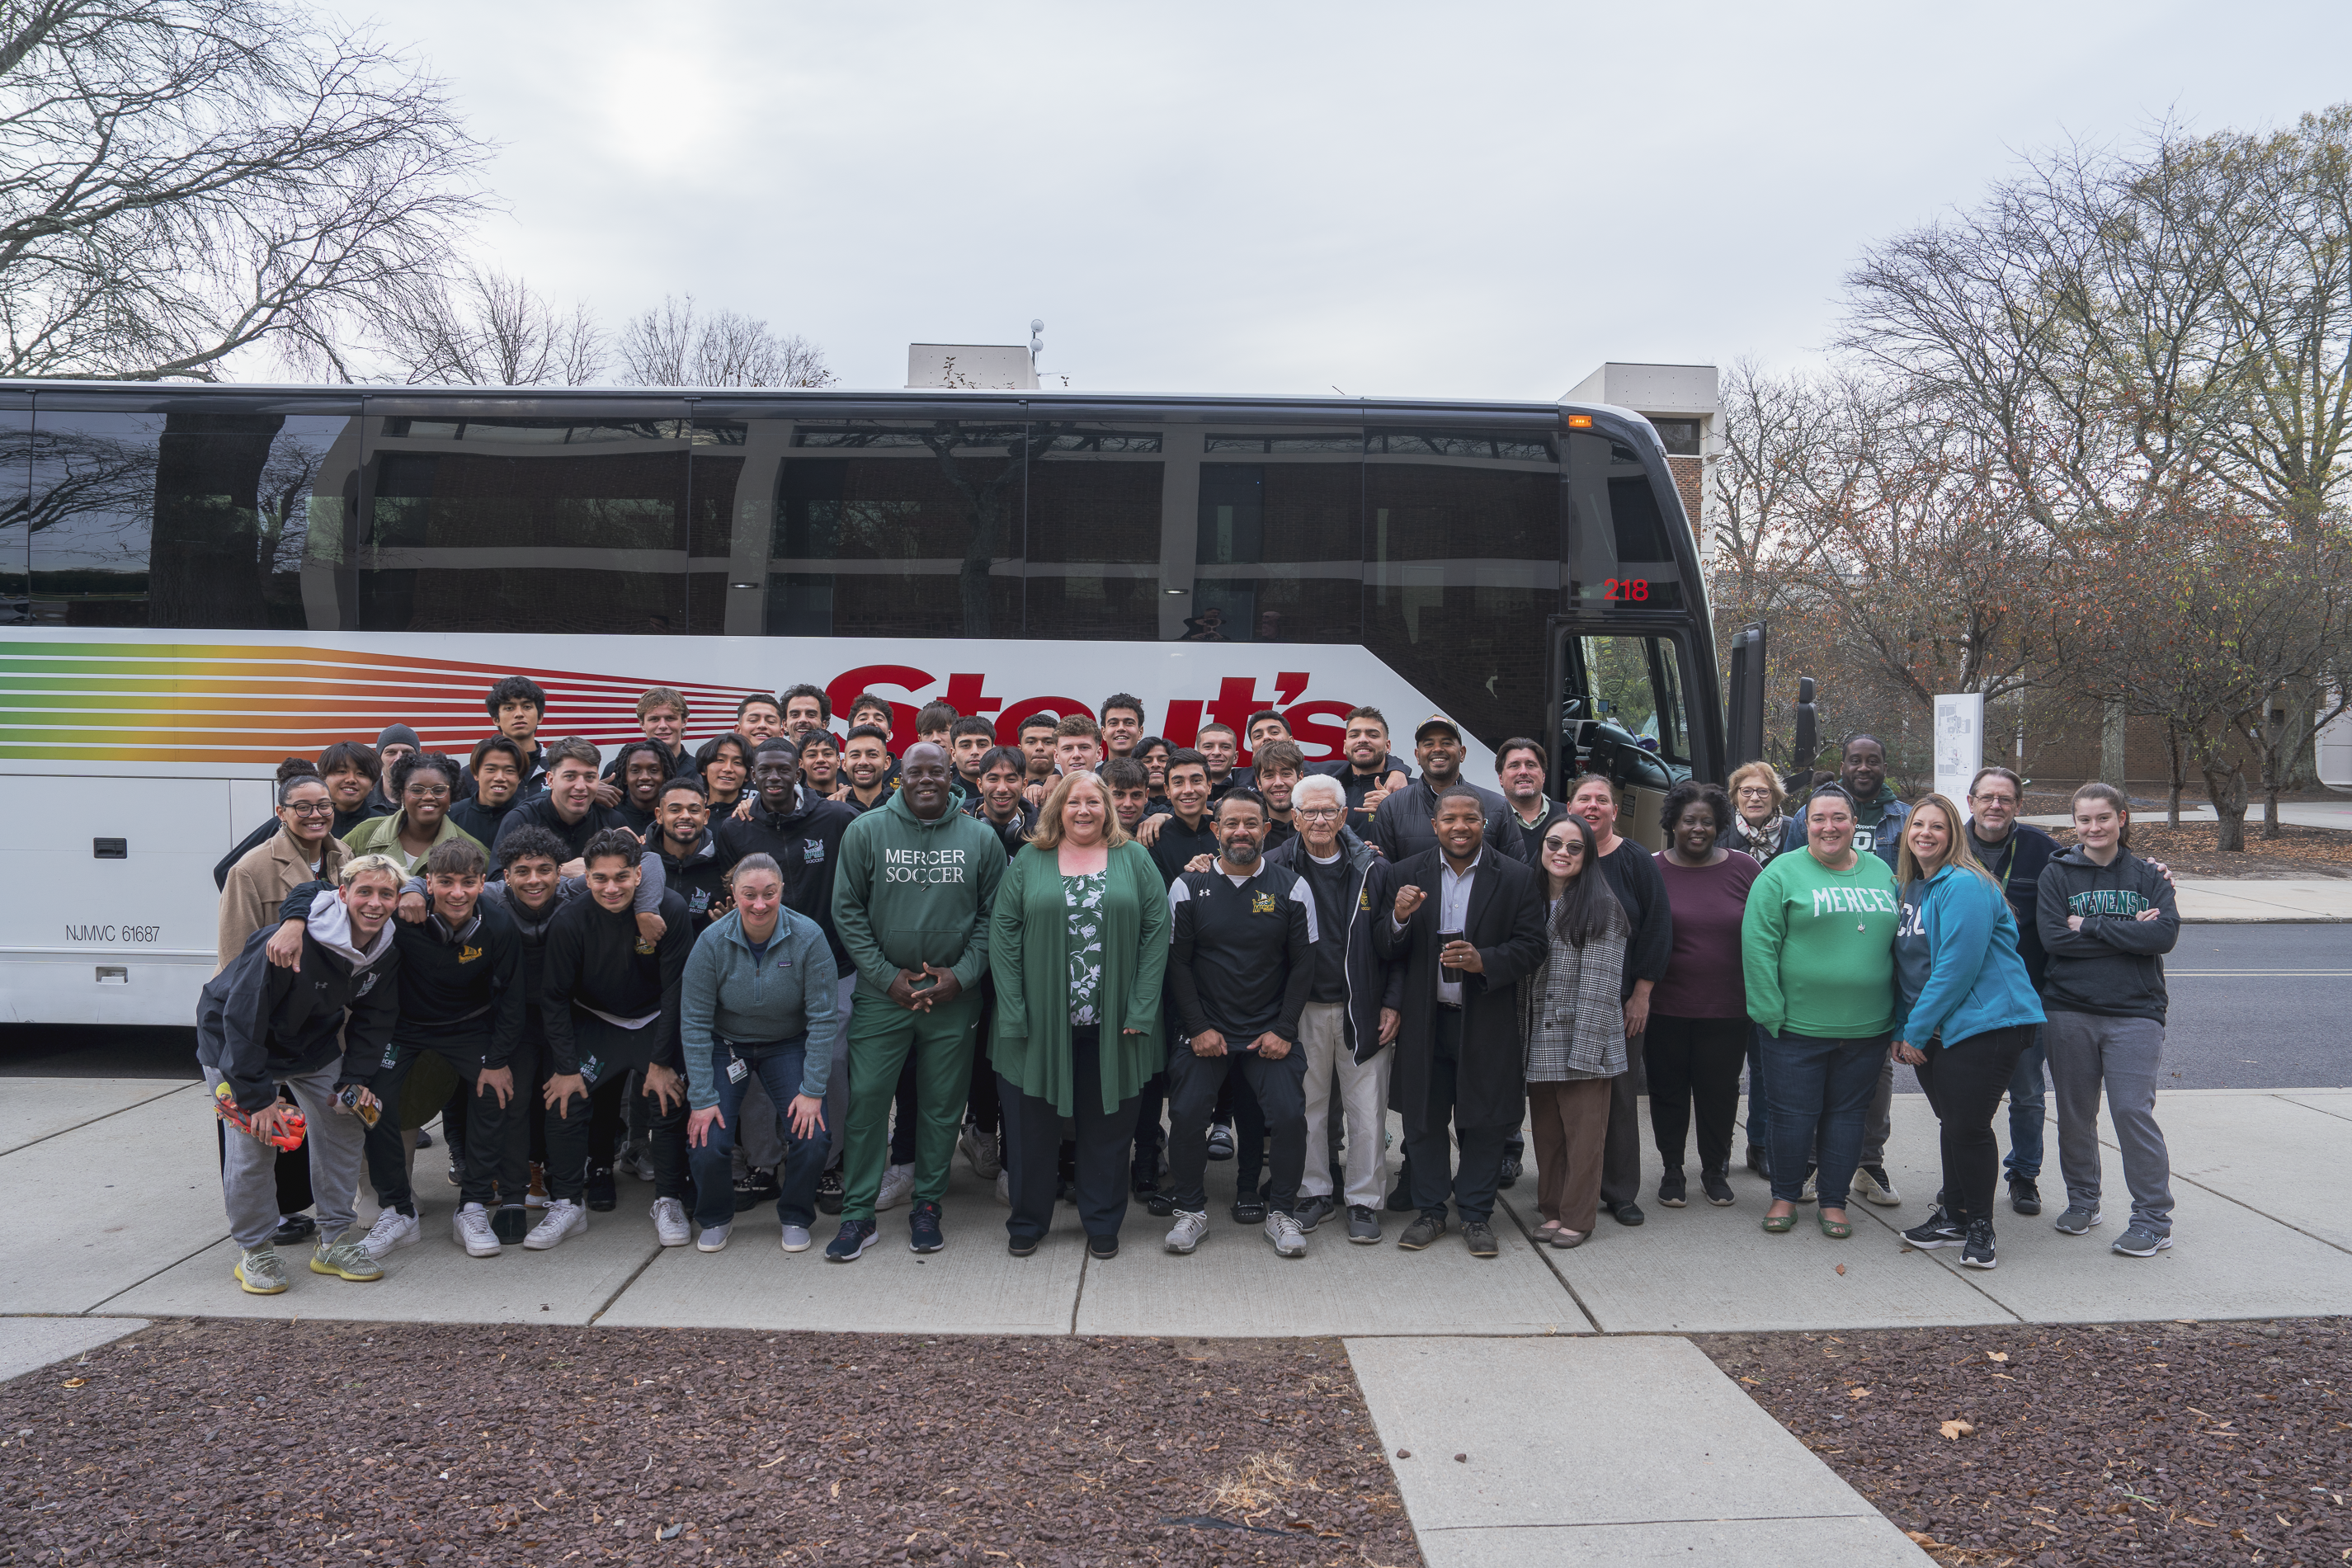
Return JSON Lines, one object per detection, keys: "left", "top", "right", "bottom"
{"left": 284, "top": 802, "right": 333, "bottom": 817}
{"left": 1969, "top": 792, "right": 2018, "bottom": 807}
{"left": 1296, "top": 807, "right": 1341, "bottom": 820}
{"left": 404, "top": 785, "right": 451, "bottom": 799}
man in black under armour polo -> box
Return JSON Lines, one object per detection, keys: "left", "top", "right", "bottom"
{"left": 1160, "top": 791, "right": 1318, "bottom": 1260}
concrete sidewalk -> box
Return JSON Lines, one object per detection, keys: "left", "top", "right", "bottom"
{"left": 7, "top": 1077, "right": 2345, "bottom": 1568}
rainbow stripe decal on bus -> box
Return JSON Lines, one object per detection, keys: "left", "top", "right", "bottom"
{"left": 0, "top": 639, "right": 773, "bottom": 765}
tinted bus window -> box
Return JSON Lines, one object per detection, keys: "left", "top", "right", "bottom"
{"left": 1025, "top": 426, "right": 1162, "bottom": 640}
{"left": 26, "top": 407, "right": 358, "bottom": 629}
{"left": 1564, "top": 429, "right": 1685, "bottom": 611}
{"left": 687, "top": 420, "right": 750, "bottom": 635}
{"left": 767, "top": 422, "right": 1028, "bottom": 639}
{"left": 1188, "top": 429, "right": 1361, "bottom": 645}
{"left": 0, "top": 408, "right": 31, "bottom": 618}
{"left": 1364, "top": 426, "right": 1560, "bottom": 749}
{"left": 360, "top": 415, "right": 691, "bottom": 635}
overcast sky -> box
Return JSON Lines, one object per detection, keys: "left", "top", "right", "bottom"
{"left": 324, "top": 1, "right": 2352, "bottom": 402}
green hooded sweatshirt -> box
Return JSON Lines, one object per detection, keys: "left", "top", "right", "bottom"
{"left": 831, "top": 787, "right": 1006, "bottom": 999}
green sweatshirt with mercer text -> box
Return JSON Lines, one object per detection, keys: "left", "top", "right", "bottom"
{"left": 1740, "top": 846, "right": 1902, "bottom": 1039}
{"left": 829, "top": 788, "right": 1006, "bottom": 1000}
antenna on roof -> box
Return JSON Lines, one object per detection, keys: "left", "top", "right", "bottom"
{"left": 1030, "top": 319, "right": 1044, "bottom": 373}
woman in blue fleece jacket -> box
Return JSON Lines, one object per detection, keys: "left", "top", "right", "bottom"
{"left": 1888, "top": 793, "right": 2043, "bottom": 1270}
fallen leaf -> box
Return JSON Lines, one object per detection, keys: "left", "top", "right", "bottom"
{"left": 1834, "top": 1263, "right": 1845, "bottom": 1275}
{"left": 61, "top": 1378, "right": 85, "bottom": 1389}
{"left": 1987, "top": 1351, "right": 2008, "bottom": 1363}
{"left": 1847, "top": 1387, "right": 1871, "bottom": 1400}
{"left": 1738, "top": 1377, "right": 1760, "bottom": 1386}
{"left": 1939, "top": 1420, "right": 1974, "bottom": 1440}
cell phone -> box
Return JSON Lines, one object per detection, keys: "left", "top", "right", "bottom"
{"left": 1439, "top": 928, "right": 1466, "bottom": 982}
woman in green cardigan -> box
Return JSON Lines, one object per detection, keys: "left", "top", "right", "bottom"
{"left": 989, "top": 770, "right": 1169, "bottom": 1260}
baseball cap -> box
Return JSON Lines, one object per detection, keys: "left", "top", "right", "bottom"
{"left": 1414, "top": 713, "right": 1463, "bottom": 743}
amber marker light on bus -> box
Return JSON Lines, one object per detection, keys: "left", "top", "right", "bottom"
{"left": 1565, "top": 414, "right": 1594, "bottom": 428}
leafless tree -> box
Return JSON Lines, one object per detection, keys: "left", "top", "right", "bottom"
{"left": 0, "top": 0, "right": 492, "bottom": 381}
{"left": 617, "top": 294, "right": 834, "bottom": 388}
{"left": 371, "top": 268, "right": 606, "bottom": 386}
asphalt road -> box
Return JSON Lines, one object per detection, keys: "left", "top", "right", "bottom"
{"left": 6, "top": 928, "right": 2347, "bottom": 1090}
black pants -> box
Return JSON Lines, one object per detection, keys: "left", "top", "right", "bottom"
{"left": 367, "top": 1034, "right": 525, "bottom": 1212}
{"left": 1164, "top": 1043, "right": 1307, "bottom": 1215}
{"left": 1132, "top": 1068, "right": 1167, "bottom": 1180}
{"left": 545, "top": 1018, "right": 689, "bottom": 1203}
{"left": 1003, "top": 1027, "right": 1137, "bottom": 1243}
{"left": 1913, "top": 1024, "right": 2035, "bottom": 1227}
{"left": 966, "top": 986, "right": 1002, "bottom": 1138}
{"left": 1403, "top": 1007, "right": 1511, "bottom": 1225}
{"left": 1598, "top": 1048, "right": 1643, "bottom": 1208}
{"left": 1644, "top": 1015, "right": 1750, "bottom": 1176}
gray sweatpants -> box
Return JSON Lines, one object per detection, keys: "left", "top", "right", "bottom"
{"left": 2045, "top": 1010, "right": 2173, "bottom": 1236}
{"left": 205, "top": 1063, "right": 364, "bottom": 1250}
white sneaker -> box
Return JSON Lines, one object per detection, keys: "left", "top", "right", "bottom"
{"left": 875, "top": 1162, "right": 916, "bottom": 1212}
{"left": 360, "top": 1208, "right": 421, "bottom": 1261}
{"left": 451, "top": 1202, "right": 501, "bottom": 1259}
{"left": 1265, "top": 1211, "right": 1307, "bottom": 1258}
{"left": 960, "top": 1123, "right": 1002, "bottom": 1180}
{"left": 1800, "top": 1169, "right": 1818, "bottom": 1203}
{"left": 780, "top": 1223, "right": 812, "bottom": 1253}
{"left": 650, "top": 1197, "right": 691, "bottom": 1247}
{"left": 695, "top": 1219, "right": 732, "bottom": 1253}
{"left": 1164, "top": 1208, "right": 1209, "bottom": 1255}
{"left": 994, "top": 1169, "right": 1011, "bottom": 1207}
{"left": 1855, "top": 1165, "right": 1902, "bottom": 1206}
{"left": 524, "top": 1198, "right": 586, "bottom": 1250}
{"left": 625, "top": 1145, "right": 658, "bottom": 1183}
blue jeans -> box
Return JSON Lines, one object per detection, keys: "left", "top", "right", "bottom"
{"left": 2001, "top": 1029, "right": 2046, "bottom": 1180}
{"left": 689, "top": 1040, "right": 826, "bottom": 1230}
{"left": 1761, "top": 1031, "right": 1890, "bottom": 1208}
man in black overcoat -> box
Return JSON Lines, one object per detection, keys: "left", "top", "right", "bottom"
{"left": 1371, "top": 784, "right": 1548, "bottom": 1257}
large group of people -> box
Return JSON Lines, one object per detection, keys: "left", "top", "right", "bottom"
{"left": 196, "top": 682, "right": 2184, "bottom": 1295}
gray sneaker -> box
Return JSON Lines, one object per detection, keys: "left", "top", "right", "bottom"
{"left": 1346, "top": 1205, "right": 1382, "bottom": 1245}
{"left": 2111, "top": 1223, "right": 2171, "bottom": 1257}
{"left": 1265, "top": 1211, "right": 1307, "bottom": 1258}
{"left": 779, "top": 1223, "right": 813, "bottom": 1253}
{"left": 1855, "top": 1165, "right": 1902, "bottom": 1206}
{"left": 695, "top": 1219, "right": 732, "bottom": 1253}
{"left": 1291, "top": 1194, "right": 1334, "bottom": 1232}
{"left": 233, "top": 1244, "right": 288, "bottom": 1295}
{"left": 309, "top": 1236, "right": 384, "bottom": 1282}
{"left": 1164, "top": 1208, "right": 1210, "bottom": 1255}
{"left": 2053, "top": 1204, "right": 2103, "bottom": 1236}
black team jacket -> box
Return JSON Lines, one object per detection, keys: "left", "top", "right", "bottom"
{"left": 1164, "top": 860, "right": 1317, "bottom": 1047}
{"left": 652, "top": 826, "right": 731, "bottom": 933}
{"left": 540, "top": 888, "right": 693, "bottom": 1076}
{"left": 713, "top": 792, "right": 858, "bottom": 970}
{"left": 196, "top": 900, "right": 402, "bottom": 1112}
{"left": 275, "top": 882, "right": 527, "bottom": 1068}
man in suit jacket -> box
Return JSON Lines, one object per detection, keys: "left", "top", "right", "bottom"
{"left": 1372, "top": 784, "right": 1548, "bottom": 1258}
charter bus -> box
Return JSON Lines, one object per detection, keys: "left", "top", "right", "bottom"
{"left": 0, "top": 384, "right": 1725, "bottom": 1026}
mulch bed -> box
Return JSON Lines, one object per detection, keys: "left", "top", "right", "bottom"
{"left": 0, "top": 1321, "right": 1420, "bottom": 1567}
{"left": 2094, "top": 822, "right": 2352, "bottom": 880}
{"left": 1698, "top": 1317, "right": 2350, "bottom": 1566}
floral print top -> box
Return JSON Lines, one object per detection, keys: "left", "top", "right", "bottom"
{"left": 1063, "top": 870, "right": 1107, "bottom": 1026}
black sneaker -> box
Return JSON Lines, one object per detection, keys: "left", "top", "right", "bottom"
{"left": 1131, "top": 1168, "right": 1160, "bottom": 1198}
{"left": 1144, "top": 1188, "right": 1175, "bottom": 1217}
{"left": 908, "top": 1199, "right": 945, "bottom": 1254}
{"left": 1657, "top": 1170, "right": 1687, "bottom": 1208}
{"left": 824, "top": 1219, "right": 878, "bottom": 1261}
{"left": 1346, "top": 1205, "right": 1382, "bottom": 1244}
{"left": 491, "top": 1203, "right": 530, "bottom": 1245}
{"left": 815, "top": 1168, "right": 845, "bottom": 1216}
{"left": 271, "top": 1212, "right": 318, "bottom": 1247}
{"left": 1960, "top": 1218, "right": 1997, "bottom": 1269}
{"left": 585, "top": 1165, "right": 618, "bottom": 1212}
{"left": 1610, "top": 1200, "right": 1646, "bottom": 1227}
{"left": 446, "top": 1148, "right": 464, "bottom": 1187}
{"left": 1087, "top": 1233, "right": 1118, "bottom": 1260}
{"left": 1701, "top": 1169, "right": 1736, "bottom": 1206}
{"left": 2009, "top": 1176, "right": 2043, "bottom": 1217}
{"left": 1463, "top": 1221, "right": 1499, "bottom": 1257}
{"left": 1007, "top": 1234, "right": 1039, "bottom": 1258}
{"left": 1398, "top": 1212, "right": 1446, "bottom": 1250}
{"left": 1497, "top": 1154, "right": 1522, "bottom": 1189}
{"left": 735, "top": 1166, "right": 780, "bottom": 1212}
{"left": 415, "top": 1127, "right": 434, "bottom": 1150}
{"left": 1902, "top": 1210, "right": 1966, "bottom": 1249}
{"left": 1206, "top": 1123, "right": 1235, "bottom": 1161}
{"left": 1230, "top": 1195, "right": 1267, "bottom": 1225}
{"left": 1292, "top": 1194, "right": 1333, "bottom": 1232}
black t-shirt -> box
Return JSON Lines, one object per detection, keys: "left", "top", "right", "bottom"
{"left": 1299, "top": 847, "right": 1352, "bottom": 1003}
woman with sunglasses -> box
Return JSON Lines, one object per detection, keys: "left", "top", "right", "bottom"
{"left": 1518, "top": 812, "right": 1629, "bottom": 1247}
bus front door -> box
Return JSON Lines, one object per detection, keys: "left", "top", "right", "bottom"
{"left": 1543, "top": 617, "right": 1712, "bottom": 851}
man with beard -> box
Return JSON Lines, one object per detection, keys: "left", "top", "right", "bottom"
{"left": 1375, "top": 787, "right": 1547, "bottom": 1257}
{"left": 839, "top": 725, "right": 896, "bottom": 816}
{"left": 1371, "top": 716, "right": 1526, "bottom": 865}
{"left": 1159, "top": 791, "right": 1318, "bottom": 1259}
{"left": 1495, "top": 737, "right": 1569, "bottom": 861}
{"left": 1311, "top": 707, "right": 1412, "bottom": 836}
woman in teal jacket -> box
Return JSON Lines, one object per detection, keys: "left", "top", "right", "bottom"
{"left": 988, "top": 771, "right": 1169, "bottom": 1258}
{"left": 1889, "top": 793, "right": 2043, "bottom": 1271}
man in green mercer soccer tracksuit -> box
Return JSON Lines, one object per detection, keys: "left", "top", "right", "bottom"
{"left": 825, "top": 742, "right": 1006, "bottom": 1260}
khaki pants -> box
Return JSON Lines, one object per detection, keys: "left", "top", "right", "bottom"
{"left": 1296, "top": 1001, "right": 1393, "bottom": 1209}
{"left": 1528, "top": 1077, "right": 1614, "bottom": 1234}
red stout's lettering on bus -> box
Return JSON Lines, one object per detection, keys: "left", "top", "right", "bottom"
{"left": 825, "top": 665, "right": 929, "bottom": 751}
{"left": 940, "top": 672, "right": 1002, "bottom": 719}
{"left": 1161, "top": 699, "right": 1204, "bottom": 748}
{"left": 1280, "top": 701, "right": 1353, "bottom": 763}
